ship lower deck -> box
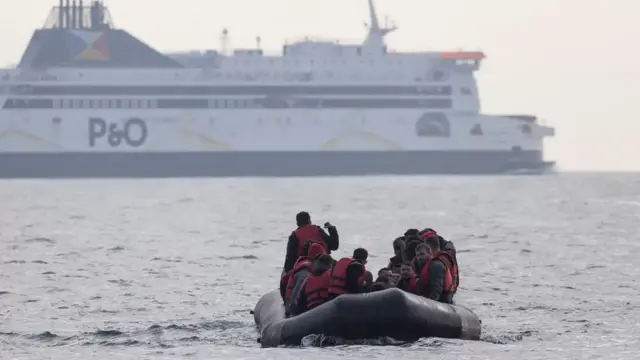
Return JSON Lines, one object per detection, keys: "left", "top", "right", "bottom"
{"left": 0, "top": 150, "right": 553, "bottom": 178}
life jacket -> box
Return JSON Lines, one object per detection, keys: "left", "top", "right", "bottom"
{"left": 419, "top": 251, "right": 457, "bottom": 295}
{"left": 397, "top": 275, "right": 417, "bottom": 293}
{"left": 441, "top": 249, "right": 459, "bottom": 293}
{"left": 328, "top": 257, "right": 366, "bottom": 296}
{"left": 303, "top": 270, "right": 331, "bottom": 310}
{"left": 294, "top": 225, "right": 327, "bottom": 257}
{"left": 280, "top": 257, "right": 311, "bottom": 301}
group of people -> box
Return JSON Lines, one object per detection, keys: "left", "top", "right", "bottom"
{"left": 279, "top": 211, "right": 460, "bottom": 317}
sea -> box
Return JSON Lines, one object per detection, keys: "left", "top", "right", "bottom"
{"left": 1, "top": 173, "right": 639, "bottom": 359}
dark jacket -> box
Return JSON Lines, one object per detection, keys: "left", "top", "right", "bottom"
{"left": 371, "top": 277, "right": 392, "bottom": 292}
{"left": 387, "top": 255, "right": 403, "bottom": 272}
{"left": 285, "top": 268, "right": 309, "bottom": 317}
{"left": 283, "top": 225, "right": 339, "bottom": 272}
{"left": 344, "top": 261, "right": 366, "bottom": 294}
{"left": 439, "top": 236, "right": 456, "bottom": 255}
{"left": 418, "top": 259, "right": 453, "bottom": 304}
{"left": 403, "top": 238, "right": 421, "bottom": 261}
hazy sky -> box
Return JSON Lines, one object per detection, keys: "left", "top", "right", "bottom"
{"left": 1, "top": 0, "right": 638, "bottom": 171}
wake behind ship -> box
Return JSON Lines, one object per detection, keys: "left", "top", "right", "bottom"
{"left": 0, "top": 0, "right": 555, "bottom": 178}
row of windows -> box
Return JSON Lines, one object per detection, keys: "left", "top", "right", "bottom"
{"left": 3, "top": 98, "right": 453, "bottom": 110}
{"left": 9, "top": 85, "right": 456, "bottom": 96}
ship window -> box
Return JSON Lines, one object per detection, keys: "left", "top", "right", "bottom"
{"left": 356, "top": 48, "right": 362, "bottom": 56}
{"left": 461, "top": 87, "right": 472, "bottom": 95}
{"left": 415, "top": 113, "right": 451, "bottom": 137}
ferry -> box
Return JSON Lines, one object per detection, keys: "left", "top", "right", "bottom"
{"left": 0, "top": 0, "right": 555, "bottom": 178}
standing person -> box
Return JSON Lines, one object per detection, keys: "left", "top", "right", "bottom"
{"left": 282, "top": 211, "right": 339, "bottom": 273}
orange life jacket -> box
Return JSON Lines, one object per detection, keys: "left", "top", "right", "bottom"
{"left": 303, "top": 270, "right": 331, "bottom": 310}
{"left": 328, "top": 257, "right": 366, "bottom": 296}
{"left": 294, "top": 225, "right": 327, "bottom": 257}
{"left": 281, "top": 257, "right": 311, "bottom": 301}
{"left": 419, "top": 251, "right": 457, "bottom": 295}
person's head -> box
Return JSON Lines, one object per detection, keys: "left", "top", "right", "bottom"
{"left": 353, "top": 248, "right": 368, "bottom": 265}
{"left": 296, "top": 211, "right": 311, "bottom": 226}
{"left": 415, "top": 242, "right": 430, "bottom": 261}
{"left": 400, "top": 261, "right": 413, "bottom": 279}
{"left": 424, "top": 235, "right": 441, "bottom": 256}
{"left": 313, "top": 254, "right": 332, "bottom": 272}
{"left": 404, "top": 239, "right": 420, "bottom": 261}
{"left": 306, "top": 242, "right": 326, "bottom": 259}
{"left": 420, "top": 228, "right": 438, "bottom": 241}
{"left": 404, "top": 228, "right": 420, "bottom": 237}
{"left": 371, "top": 279, "right": 388, "bottom": 292}
{"left": 378, "top": 267, "right": 392, "bottom": 278}
{"left": 392, "top": 237, "right": 405, "bottom": 257}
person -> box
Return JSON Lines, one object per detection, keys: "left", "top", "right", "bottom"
{"left": 293, "top": 254, "right": 333, "bottom": 315}
{"left": 403, "top": 229, "right": 422, "bottom": 262}
{"left": 420, "top": 228, "right": 457, "bottom": 255}
{"left": 396, "top": 261, "right": 417, "bottom": 293}
{"left": 282, "top": 211, "right": 339, "bottom": 273}
{"left": 377, "top": 267, "right": 393, "bottom": 279}
{"left": 411, "top": 243, "right": 430, "bottom": 275}
{"left": 387, "top": 237, "right": 405, "bottom": 272}
{"left": 328, "top": 248, "right": 369, "bottom": 298}
{"left": 280, "top": 242, "right": 326, "bottom": 303}
{"left": 370, "top": 275, "right": 392, "bottom": 292}
{"left": 415, "top": 235, "right": 457, "bottom": 304}
{"left": 419, "top": 228, "right": 459, "bottom": 291}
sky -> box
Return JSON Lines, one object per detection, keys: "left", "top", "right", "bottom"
{"left": 0, "top": 0, "right": 638, "bottom": 171}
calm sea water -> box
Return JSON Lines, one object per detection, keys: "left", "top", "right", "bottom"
{"left": 1, "top": 174, "right": 639, "bottom": 359}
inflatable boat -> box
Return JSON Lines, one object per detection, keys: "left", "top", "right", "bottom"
{"left": 253, "top": 288, "right": 482, "bottom": 347}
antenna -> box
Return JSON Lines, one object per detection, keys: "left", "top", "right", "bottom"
{"left": 58, "top": 0, "right": 64, "bottom": 28}
{"left": 221, "top": 28, "right": 230, "bottom": 55}
{"left": 256, "top": 36, "right": 262, "bottom": 50}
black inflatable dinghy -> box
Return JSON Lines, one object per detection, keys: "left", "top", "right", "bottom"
{"left": 253, "top": 288, "right": 481, "bottom": 347}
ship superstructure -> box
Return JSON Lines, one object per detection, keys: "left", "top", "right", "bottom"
{"left": 0, "top": 0, "right": 554, "bottom": 177}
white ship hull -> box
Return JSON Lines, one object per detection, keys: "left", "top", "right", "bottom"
{"left": 0, "top": 109, "right": 546, "bottom": 152}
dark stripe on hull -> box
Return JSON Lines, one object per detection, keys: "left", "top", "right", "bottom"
{"left": 0, "top": 150, "right": 553, "bottom": 178}
{"left": 12, "top": 85, "right": 453, "bottom": 96}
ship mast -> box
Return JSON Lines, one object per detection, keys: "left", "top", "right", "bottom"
{"left": 362, "top": 0, "right": 396, "bottom": 53}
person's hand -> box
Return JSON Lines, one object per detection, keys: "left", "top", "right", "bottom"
{"left": 323, "top": 222, "right": 333, "bottom": 229}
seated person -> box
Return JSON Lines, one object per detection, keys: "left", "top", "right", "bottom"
{"left": 280, "top": 242, "right": 326, "bottom": 301}
{"left": 396, "top": 261, "right": 417, "bottom": 293}
{"left": 328, "top": 248, "right": 369, "bottom": 298}
{"left": 387, "top": 237, "right": 405, "bottom": 272}
{"left": 411, "top": 243, "right": 430, "bottom": 275}
{"left": 293, "top": 254, "right": 333, "bottom": 315}
{"left": 415, "top": 235, "right": 457, "bottom": 304}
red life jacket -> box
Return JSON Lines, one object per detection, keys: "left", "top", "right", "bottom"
{"left": 419, "top": 252, "right": 457, "bottom": 295}
{"left": 281, "top": 257, "right": 311, "bottom": 301}
{"left": 398, "top": 275, "right": 417, "bottom": 293}
{"left": 442, "top": 250, "right": 459, "bottom": 293}
{"left": 294, "top": 225, "right": 327, "bottom": 257}
{"left": 303, "top": 270, "right": 331, "bottom": 309}
{"left": 328, "top": 257, "right": 366, "bottom": 296}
